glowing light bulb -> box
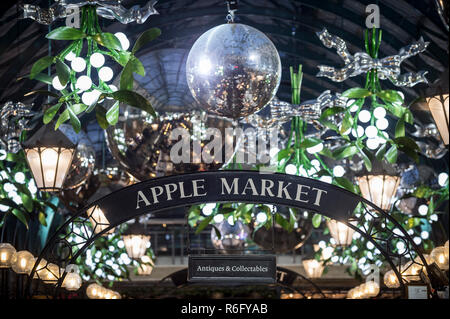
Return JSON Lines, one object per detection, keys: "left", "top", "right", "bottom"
{"left": 71, "top": 57, "right": 86, "bottom": 72}
{"left": 333, "top": 165, "right": 345, "bottom": 177}
{"left": 256, "top": 212, "right": 267, "bottom": 223}
{"left": 307, "top": 143, "right": 324, "bottom": 154}
{"left": 366, "top": 138, "right": 379, "bottom": 150}
{"left": 52, "top": 76, "right": 66, "bottom": 91}
{"left": 438, "top": 172, "right": 448, "bottom": 186}
{"left": 373, "top": 107, "right": 386, "bottom": 119}
{"left": 90, "top": 53, "right": 105, "bottom": 68}
{"left": 358, "top": 110, "right": 371, "bottom": 123}
{"left": 202, "top": 203, "right": 215, "bottom": 216}
{"left": 365, "top": 125, "right": 378, "bottom": 138}
{"left": 76, "top": 76, "right": 92, "bottom": 92}
{"left": 213, "top": 214, "right": 224, "bottom": 223}
{"left": 352, "top": 125, "right": 364, "bottom": 138}
{"left": 418, "top": 204, "right": 428, "bottom": 216}
{"left": 99, "top": 67, "right": 113, "bottom": 82}
{"left": 65, "top": 51, "right": 76, "bottom": 61}
{"left": 14, "top": 172, "right": 25, "bottom": 183}
{"left": 285, "top": 164, "right": 297, "bottom": 175}
{"left": 227, "top": 215, "right": 235, "bottom": 226}
{"left": 420, "top": 231, "right": 429, "bottom": 239}
{"left": 376, "top": 118, "right": 389, "bottom": 130}
{"left": 114, "top": 32, "right": 130, "bottom": 50}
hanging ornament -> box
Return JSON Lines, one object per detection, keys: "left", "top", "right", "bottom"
{"left": 0, "top": 102, "right": 35, "bottom": 153}
{"left": 58, "top": 124, "right": 96, "bottom": 189}
{"left": 186, "top": 5, "right": 281, "bottom": 119}
{"left": 316, "top": 28, "right": 429, "bottom": 87}
{"left": 59, "top": 173, "right": 101, "bottom": 214}
{"left": 22, "top": 0, "right": 159, "bottom": 25}
{"left": 210, "top": 220, "right": 249, "bottom": 254}
{"left": 106, "top": 108, "right": 234, "bottom": 181}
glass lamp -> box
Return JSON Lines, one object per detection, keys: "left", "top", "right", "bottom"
{"left": 86, "top": 205, "right": 114, "bottom": 235}
{"left": 22, "top": 125, "right": 76, "bottom": 192}
{"left": 122, "top": 220, "right": 150, "bottom": 259}
{"left": 11, "top": 250, "right": 34, "bottom": 274}
{"left": 42, "top": 263, "right": 60, "bottom": 283}
{"left": 0, "top": 243, "right": 16, "bottom": 268}
{"left": 403, "top": 260, "right": 422, "bottom": 282}
{"left": 33, "top": 258, "right": 48, "bottom": 279}
{"left": 356, "top": 160, "right": 400, "bottom": 211}
{"left": 383, "top": 269, "right": 400, "bottom": 288}
{"left": 302, "top": 259, "right": 325, "bottom": 279}
{"left": 425, "top": 69, "right": 449, "bottom": 145}
{"left": 62, "top": 271, "right": 82, "bottom": 291}
{"left": 430, "top": 246, "right": 449, "bottom": 270}
{"left": 326, "top": 219, "right": 357, "bottom": 246}
{"left": 137, "top": 255, "right": 154, "bottom": 276}
{"left": 444, "top": 240, "right": 449, "bottom": 260}
{"left": 362, "top": 281, "right": 380, "bottom": 298}
{"left": 86, "top": 283, "right": 102, "bottom": 299}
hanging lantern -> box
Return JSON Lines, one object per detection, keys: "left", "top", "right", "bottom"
{"left": 0, "top": 243, "right": 16, "bottom": 268}
{"left": 122, "top": 221, "right": 150, "bottom": 259}
{"left": 86, "top": 205, "right": 114, "bottom": 235}
{"left": 302, "top": 259, "right": 325, "bottom": 279}
{"left": 383, "top": 269, "right": 400, "bottom": 288}
{"left": 326, "top": 219, "right": 357, "bottom": 247}
{"left": 430, "top": 246, "right": 449, "bottom": 270}
{"left": 22, "top": 125, "right": 76, "bottom": 192}
{"left": 62, "top": 264, "right": 82, "bottom": 291}
{"left": 42, "top": 263, "right": 60, "bottom": 283}
{"left": 362, "top": 281, "right": 380, "bottom": 298}
{"left": 11, "top": 250, "right": 34, "bottom": 274}
{"left": 136, "top": 255, "right": 154, "bottom": 276}
{"left": 425, "top": 69, "right": 449, "bottom": 145}
{"left": 356, "top": 160, "right": 400, "bottom": 211}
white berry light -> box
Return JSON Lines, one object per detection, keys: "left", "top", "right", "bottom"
{"left": 114, "top": 32, "right": 130, "bottom": 51}
{"left": 373, "top": 107, "right": 386, "bottom": 119}
{"left": 376, "top": 118, "right": 389, "bottom": 130}
{"left": 65, "top": 51, "right": 76, "bottom": 62}
{"left": 90, "top": 53, "right": 105, "bottom": 68}
{"left": 333, "top": 165, "right": 345, "bottom": 177}
{"left": 438, "top": 172, "right": 448, "bottom": 186}
{"left": 358, "top": 110, "right": 371, "bottom": 123}
{"left": 52, "top": 76, "right": 66, "bottom": 91}
{"left": 71, "top": 57, "right": 86, "bottom": 72}
{"left": 307, "top": 143, "right": 324, "bottom": 154}
{"left": 99, "top": 67, "right": 113, "bottom": 82}
{"left": 76, "top": 76, "right": 92, "bottom": 92}
{"left": 365, "top": 125, "right": 378, "bottom": 138}
{"left": 366, "top": 138, "right": 379, "bottom": 150}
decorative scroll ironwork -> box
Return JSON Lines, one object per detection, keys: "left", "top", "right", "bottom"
{"left": 26, "top": 171, "right": 437, "bottom": 298}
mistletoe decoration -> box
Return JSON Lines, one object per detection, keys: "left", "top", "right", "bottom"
{"left": 25, "top": 5, "right": 160, "bottom": 133}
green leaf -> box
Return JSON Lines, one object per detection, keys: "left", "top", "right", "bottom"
{"left": 113, "top": 51, "right": 132, "bottom": 67}
{"left": 55, "top": 58, "right": 71, "bottom": 86}
{"left": 111, "top": 90, "right": 155, "bottom": 117}
{"left": 341, "top": 88, "right": 371, "bottom": 99}
{"left": 38, "top": 212, "right": 48, "bottom": 227}
{"left": 299, "top": 137, "right": 322, "bottom": 149}
{"left": 43, "top": 103, "right": 63, "bottom": 124}
{"left": 277, "top": 148, "right": 293, "bottom": 161}
{"left": 334, "top": 177, "right": 357, "bottom": 193}
{"left": 358, "top": 147, "right": 372, "bottom": 171}
{"left": 67, "top": 104, "right": 81, "bottom": 133}
{"left": 211, "top": 224, "right": 221, "bottom": 239}
{"left": 376, "top": 90, "right": 403, "bottom": 104}
{"left": 21, "top": 194, "right": 33, "bottom": 213}
{"left": 24, "top": 90, "right": 59, "bottom": 98}
{"left": 55, "top": 103, "right": 87, "bottom": 129}
{"left": 96, "top": 105, "right": 109, "bottom": 129}
{"left": 12, "top": 209, "right": 29, "bottom": 229}
{"left": 340, "top": 113, "right": 353, "bottom": 135}
{"left": 106, "top": 101, "right": 120, "bottom": 126}
{"left": 30, "top": 56, "right": 54, "bottom": 79}
{"left": 120, "top": 61, "right": 134, "bottom": 90}
{"left": 132, "top": 28, "right": 161, "bottom": 54}
{"left": 312, "top": 213, "right": 322, "bottom": 228}
{"left": 33, "top": 73, "right": 53, "bottom": 84}
{"left": 0, "top": 198, "right": 19, "bottom": 210}
{"left": 46, "top": 27, "right": 86, "bottom": 40}
{"left": 395, "top": 115, "right": 405, "bottom": 138}
{"left": 375, "top": 143, "right": 388, "bottom": 161}
{"left": 383, "top": 103, "right": 414, "bottom": 124}
{"left": 129, "top": 57, "right": 145, "bottom": 76}
{"left": 333, "top": 145, "right": 359, "bottom": 160}
{"left": 93, "top": 32, "right": 122, "bottom": 51}
{"left": 195, "top": 216, "right": 213, "bottom": 234}
{"left": 320, "top": 107, "right": 345, "bottom": 120}
{"left": 274, "top": 213, "right": 290, "bottom": 231}
{"left": 385, "top": 145, "right": 398, "bottom": 163}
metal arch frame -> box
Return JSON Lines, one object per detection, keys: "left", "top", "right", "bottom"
{"left": 25, "top": 171, "right": 435, "bottom": 298}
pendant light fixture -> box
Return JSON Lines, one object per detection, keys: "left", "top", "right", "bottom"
{"left": 425, "top": 69, "right": 449, "bottom": 145}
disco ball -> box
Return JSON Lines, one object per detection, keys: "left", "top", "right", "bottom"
{"left": 250, "top": 208, "right": 312, "bottom": 253}
{"left": 58, "top": 124, "right": 96, "bottom": 189}
{"left": 211, "top": 220, "right": 250, "bottom": 254}
{"left": 106, "top": 107, "right": 234, "bottom": 181}
{"left": 59, "top": 174, "right": 101, "bottom": 214}
{"left": 186, "top": 23, "right": 282, "bottom": 119}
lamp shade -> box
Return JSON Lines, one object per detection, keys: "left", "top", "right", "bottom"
{"left": 383, "top": 269, "right": 400, "bottom": 288}
{"left": 122, "top": 221, "right": 150, "bottom": 259}
{"left": 357, "top": 174, "right": 400, "bottom": 211}
{"left": 302, "top": 259, "right": 325, "bottom": 279}
{"left": 0, "top": 243, "right": 16, "bottom": 268}
{"left": 430, "top": 246, "right": 449, "bottom": 270}
{"left": 326, "top": 219, "right": 357, "bottom": 246}
{"left": 11, "top": 250, "right": 34, "bottom": 274}
{"left": 22, "top": 125, "right": 76, "bottom": 192}
{"left": 62, "top": 272, "right": 82, "bottom": 291}
{"left": 362, "top": 281, "right": 380, "bottom": 297}
{"left": 86, "top": 283, "right": 102, "bottom": 299}
{"left": 86, "top": 205, "right": 114, "bottom": 235}
{"left": 426, "top": 69, "right": 449, "bottom": 145}
{"left": 136, "top": 255, "right": 154, "bottom": 276}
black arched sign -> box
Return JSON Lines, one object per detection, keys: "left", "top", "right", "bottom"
{"left": 26, "top": 171, "right": 435, "bottom": 298}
